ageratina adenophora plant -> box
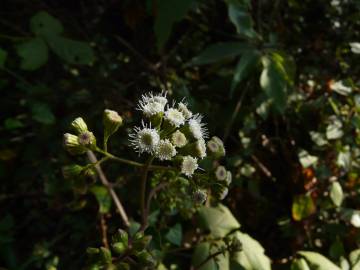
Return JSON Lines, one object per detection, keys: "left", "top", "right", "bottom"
{"left": 62, "top": 92, "right": 234, "bottom": 268}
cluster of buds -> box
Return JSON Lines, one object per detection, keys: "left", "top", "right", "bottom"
{"left": 214, "top": 165, "right": 232, "bottom": 200}
{"left": 129, "top": 92, "right": 209, "bottom": 178}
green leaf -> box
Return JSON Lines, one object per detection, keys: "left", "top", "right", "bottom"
{"left": 326, "top": 116, "right": 343, "bottom": 140}
{"left": 199, "top": 204, "right": 240, "bottom": 238}
{"left": 260, "top": 56, "right": 286, "bottom": 113}
{"left": 228, "top": 3, "right": 258, "bottom": 39}
{"left": 90, "top": 186, "right": 112, "bottom": 214}
{"left": 45, "top": 34, "right": 94, "bottom": 65}
{"left": 165, "top": 223, "right": 182, "bottom": 246}
{"left": 4, "top": 118, "right": 24, "bottom": 130}
{"left": 292, "top": 194, "right": 316, "bottom": 221}
{"left": 349, "top": 249, "right": 360, "bottom": 270}
{"left": 291, "top": 258, "right": 310, "bottom": 270}
{"left": 337, "top": 147, "right": 351, "bottom": 171}
{"left": 16, "top": 37, "right": 48, "bottom": 70}
{"left": 232, "top": 231, "right": 271, "bottom": 270}
{"left": 154, "top": 0, "right": 194, "bottom": 50}
{"left": 30, "top": 11, "right": 63, "bottom": 36}
{"left": 0, "top": 48, "right": 7, "bottom": 68}
{"left": 31, "top": 103, "right": 55, "bottom": 124}
{"left": 190, "top": 42, "right": 250, "bottom": 66}
{"left": 230, "top": 49, "right": 260, "bottom": 97}
{"left": 192, "top": 242, "right": 218, "bottom": 270}
{"left": 298, "top": 149, "right": 318, "bottom": 168}
{"left": 330, "top": 181, "right": 343, "bottom": 207}
{"left": 298, "top": 251, "right": 341, "bottom": 270}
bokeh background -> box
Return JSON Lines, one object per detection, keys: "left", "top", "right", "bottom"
{"left": 1, "top": 0, "right": 360, "bottom": 269}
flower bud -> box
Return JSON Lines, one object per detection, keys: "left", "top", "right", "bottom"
{"left": 112, "top": 229, "right": 128, "bottom": 245}
{"left": 225, "top": 171, "right": 232, "bottom": 185}
{"left": 171, "top": 130, "right": 187, "bottom": 148}
{"left": 62, "top": 164, "right": 83, "bottom": 179}
{"left": 215, "top": 166, "right": 227, "bottom": 181}
{"left": 219, "top": 187, "right": 229, "bottom": 200}
{"left": 63, "top": 133, "right": 86, "bottom": 155}
{"left": 137, "top": 251, "right": 155, "bottom": 266}
{"left": 86, "top": 247, "right": 100, "bottom": 255}
{"left": 207, "top": 136, "right": 225, "bottom": 158}
{"left": 193, "top": 189, "right": 207, "bottom": 204}
{"left": 71, "top": 117, "right": 88, "bottom": 134}
{"left": 78, "top": 131, "right": 97, "bottom": 149}
{"left": 103, "top": 109, "right": 123, "bottom": 138}
{"left": 112, "top": 242, "right": 127, "bottom": 255}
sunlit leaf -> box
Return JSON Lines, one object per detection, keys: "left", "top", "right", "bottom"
{"left": 326, "top": 116, "right": 343, "bottom": 140}
{"left": 349, "top": 249, "right": 360, "bottom": 270}
{"left": 298, "top": 251, "right": 341, "bottom": 270}
{"left": 292, "top": 194, "right": 316, "bottom": 221}
{"left": 90, "top": 186, "right": 112, "bottom": 214}
{"left": 291, "top": 258, "right": 310, "bottom": 270}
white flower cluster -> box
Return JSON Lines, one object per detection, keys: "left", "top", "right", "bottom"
{"left": 129, "top": 92, "right": 209, "bottom": 177}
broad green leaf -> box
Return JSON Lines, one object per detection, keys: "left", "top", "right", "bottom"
{"left": 90, "top": 186, "right": 112, "bottom": 214}
{"left": 232, "top": 231, "right": 271, "bottom": 270}
{"left": 165, "top": 223, "right": 182, "bottom": 246}
{"left": 230, "top": 49, "right": 260, "bottom": 97}
{"left": 192, "top": 242, "right": 218, "bottom": 270}
{"left": 291, "top": 258, "right": 310, "bottom": 270}
{"left": 30, "top": 11, "right": 63, "bottom": 36}
{"left": 45, "top": 34, "right": 94, "bottom": 65}
{"left": 326, "top": 116, "right": 343, "bottom": 140}
{"left": 16, "top": 37, "right": 48, "bottom": 70}
{"left": 154, "top": 0, "right": 194, "bottom": 50}
{"left": 228, "top": 3, "right": 258, "bottom": 39}
{"left": 330, "top": 182, "right": 343, "bottom": 207}
{"left": 260, "top": 56, "right": 287, "bottom": 113}
{"left": 298, "top": 251, "right": 341, "bottom": 270}
{"left": 31, "top": 103, "right": 55, "bottom": 124}
{"left": 329, "top": 239, "right": 345, "bottom": 260}
{"left": 0, "top": 48, "right": 7, "bottom": 68}
{"left": 298, "top": 149, "right": 318, "bottom": 168}
{"left": 199, "top": 204, "right": 240, "bottom": 238}
{"left": 190, "top": 42, "right": 250, "bottom": 65}
{"left": 129, "top": 221, "right": 141, "bottom": 236}
{"left": 4, "top": 118, "right": 23, "bottom": 130}
{"left": 349, "top": 249, "right": 360, "bottom": 270}
{"left": 292, "top": 194, "right": 316, "bottom": 221}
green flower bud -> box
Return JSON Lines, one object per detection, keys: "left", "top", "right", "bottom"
{"left": 82, "top": 166, "right": 97, "bottom": 177}
{"left": 103, "top": 109, "right": 123, "bottom": 138}
{"left": 137, "top": 251, "right": 155, "bottom": 266}
{"left": 225, "top": 171, "right": 232, "bottom": 185}
{"left": 63, "top": 133, "right": 86, "bottom": 155}
{"left": 99, "top": 247, "right": 112, "bottom": 264}
{"left": 62, "top": 164, "right": 83, "bottom": 179}
{"left": 78, "top": 131, "right": 96, "bottom": 149}
{"left": 193, "top": 189, "right": 207, "bottom": 204}
{"left": 215, "top": 166, "right": 227, "bottom": 181}
{"left": 71, "top": 117, "right": 88, "bottom": 134}
{"left": 86, "top": 247, "right": 100, "bottom": 255}
{"left": 171, "top": 130, "right": 187, "bottom": 148}
{"left": 112, "top": 229, "right": 128, "bottom": 245}
{"left": 207, "top": 136, "right": 226, "bottom": 158}
{"left": 112, "top": 242, "right": 127, "bottom": 255}
{"left": 180, "top": 139, "right": 206, "bottom": 159}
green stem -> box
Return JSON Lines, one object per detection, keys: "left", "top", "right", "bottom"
{"left": 140, "top": 156, "right": 154, "bottom": 231}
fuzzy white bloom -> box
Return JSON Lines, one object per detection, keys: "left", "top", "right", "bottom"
{"left": 215, "top": 166, "right": 227, "bottom": 181}
{"left": 164, "top": 108, "right": 185, "bottom": 127}
{"left": 181, "top": 155, "right": 198, "bottom": 177}
{"left": 351, "top": 213, "right": 360, "bottom": 228}
{"left": 137, "top": 92, "right": 167, "bottom": 117}
{"left": 219, "top": 187, "right": 229, "bottom": 200}
{"left": 171, "top": 130, "right": 187, "bottom": 148}
{"left": 129, "top": 122, "right": 160, "bottom": 154}
{"left": 178, "top": 102, "right": 193, "bottom": 119}
{"left": 155, "top": 139, "right": 177, "bottom": 161}
{"left": 195, "top": 139, "right": 207, "bottom": 159}
{"left": 188, "top": 114, "right": 208, "bottom": 140}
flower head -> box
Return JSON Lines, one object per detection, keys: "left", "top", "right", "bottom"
{"left": 171, "top": 130, "right": 187, "bottom": 148}
{"left": 137, "top": 92, "right": 168, "bottom": 117}
{"left": 194, "top": 139, "right": 207, "bottom": 159}
{"left": 215, "top": 166, "right": 227, "bottom": 181}
{"left": 103, "top": 109, "right": 123, "bottom": 137}
{"left": 193, "top": 189, "right": 207, "bottom": 204}
{"left": 188, "top": 114, "right": 208, "bottom": 140}
{"left": 129, "top": 122, "right": 160, "bottom": 154}
{"left": 219, "top": 187, "right": 229, "bottom": 200}
{"left": 78, "top": 131, "right": 96, "bottom": 148}
{"left": 71, "top": 117, "right": 88, "bottom": 134}
{"left": 207, "top": 136, "right": 225, "bottom": 157}
{"left": 178, "top": 102, "right": 192, "bottom": 119}
{"left": 155, "top": 139, "right": 177, "bottom": 161}
{"left": 225, "top": 171, "right": 232, "bottom": 185}
{"left": 63, "top": 133, "right": 86, "bottom": 155}
{"left": 164, "top": 108, "right": 185, "bottom": 127}
{"left": 181, "top": 156, "right": 198, "bottom": 177}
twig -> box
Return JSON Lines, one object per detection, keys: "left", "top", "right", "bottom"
{"left": 87, "top": 151, "right": 130, "bottom": 227}
{"left": 140, "top": 157, "right": 154, "bottom": 231}
{"left": 251, "top": 154, "right": 273, "bottom": 179}
{"left": 100, "top": 214, "right": 109, "bottom": 248}
{"left": 223, "top": 83, "right": 250, "bottom": 143}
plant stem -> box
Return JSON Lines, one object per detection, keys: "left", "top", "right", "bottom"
{"left": 140, "top": 156, "right": 154, "bottom": 231}
{"left": 87, "top": 151, "right": 130, "bottom": 227}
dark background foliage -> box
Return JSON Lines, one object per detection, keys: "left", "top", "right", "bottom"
{"left": 1, "top": 0, "right": 360, "bottom": 269}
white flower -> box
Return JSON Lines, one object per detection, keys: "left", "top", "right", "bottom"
{"left": 171, "top": 130, "right": 187, "bottom": 148}
{"left": 219, "top": 187, "right": 229, "bottom": 200}
{"left": 215, "top": 166, "right": 227, "bottom": 181}
{"left": 164, "top": 108, "right": 185, "bottom": 127}
{"left": 181, "top": 156, "right": 198, "bottom": 177}
{"left": 155, "top": 139, "right": 177, "bottom": 161}
{"left": 137, "top": 92, "right": 167, "bottom": 117}
{"left": 207, "top": 140, "right": 219, "bottom": 153}
{"left": 330, "top": 80, "right": 352, "bottom": 96}
{"left": 351, "top": 213, "right": 360, "bottom": 228}
{"left": 225, "top": 171, "right": 232, "bottom": 185}
{"left": 129, "top": 122, "right": 160, "bottom": 154}
{"left": 193, "top": 189, "right": 207, "bottom": 204}
{"left": 195, "top": 139, "right": 207, "bottom": 159}
{"left": 188, "top": 114, "right": 208, "bottom": 140}
{"left": 350, "top": 42, "right": 360, "bottom": 54}
{"left": 178, "top": 102, "right": 192, "bottom": 119}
